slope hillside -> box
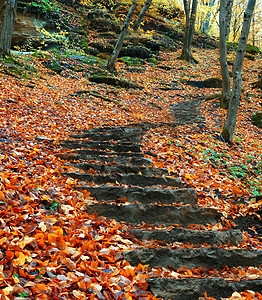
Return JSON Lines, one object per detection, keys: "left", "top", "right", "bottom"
{"left": 0, "top": 1, "right": 262, "bottom": 299}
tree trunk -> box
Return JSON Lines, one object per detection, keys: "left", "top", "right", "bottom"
{"left": 219, "top": 0, "right": 234, "bottom": 109}
{"left": 133, "top": 0, "right": 152, "bottom": 32}
{"left": 202, "top": 0, "right": 216, "bottom": 34}
{"left": 107, "top": 0, "right": 137, "bottom": 72}
{"left": 252, "top": 14, "right": 255, "bottom": 46}
{"left": 0, "top": 0, "right": 18, "bottom": 55}
{"left": 180, "top": 0, "right": 198, "bottom": 63}
{"left": 221, "top": 0, "right": 256, "bottom": 143}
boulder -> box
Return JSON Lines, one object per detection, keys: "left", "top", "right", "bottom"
{"left": 203, "top": 77, "right": 222, "bottom": 88}
{"left": 128, "top": 36, "right": 161, "bottom": 52}
{"left": 245, "top": 53, "right": 256, "bottom": 60}
{"left": 251, "top": 112, "right": 262, "bottom": 128}
{"left": 251, "top": 79, "right": 262, "bottom": 89}
{"left": 89, "top": 41, "right": 114, "bottom": 54}
{"left": 86, "top": 9, "right": 111, "bottom": 20}
{"left": 6, "top": 13, "right": 45, "bottom": 46}
{"left": 120, "top": 46, "right": 152, "bottom": 59}
{"left": 90, "top": 18, "right": 120, "bottom": 33}
{"left": 153, "top": 34, "right": 177, "bottom": 51}
{"left": 89, "top": 75, "right": 142, "bottom": 89}
{"left": 42, "top": 60, "right": 63, "bottom": 73}
{"left": 185, "top": 77, "right": 222, "bottom": 88}
{"left": 0, "top": 10, "right": 62, "bottom": 49}
{"left": 98, "top": 32, "right": 118, "bottom": 39}
{"left": 118, "top": 56, "right": 145, "bottom": 66}
{"left": 227, "top": 42, "right": 260, "bottom": 55}
{"left": 246, "top": 44, "right": 260, "bottom": 55}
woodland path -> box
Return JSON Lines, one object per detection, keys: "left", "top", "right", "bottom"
{"left": 57, "top": 101, "right": 262, "bottom": 300}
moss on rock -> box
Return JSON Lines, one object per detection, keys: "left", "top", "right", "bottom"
{"left": 89, "top": 75, "right": 142, "bottom": 89}
{"left": 251, "top": 112, "right": 262, "bottom": 128}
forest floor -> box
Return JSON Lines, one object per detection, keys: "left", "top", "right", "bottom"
{"left": 0, "top": 45, "right": 262, "bottom": 299}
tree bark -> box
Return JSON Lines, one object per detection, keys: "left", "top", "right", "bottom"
{"left": 0, "top": 0, "right": 18, "bottom": 55}
{"left": 133, "top": 0, "right": 152, "bottom": 32}
{"left": 219, "top": 0, "right": 234, "bottom": 109}
{"left": 107, "top": 0, "right": 137, "bottom": 72}
{"left": 180, "top": 0, "right": 198, "bottom": 63}
{"left": 221, "top": 0, "right": 256, "bottom": 143}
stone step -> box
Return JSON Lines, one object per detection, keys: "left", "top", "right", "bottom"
{"left": 70, "top": 126, "right": 143, "bottom": 142}
{"left": 76, "top": 125, "right": 144, "bottom": 135}
{"left": 60, "top": 140, "right": 141, "bottom": 152}
{"left": 67, "top": 162, "right": 169, "bottom": 176}
{"left": 63, "top": 172, "right": 182, "bottom": 188}
{"left": 147, "top": 278, "right": 262, "bottom": 300}
{"left": 69, "top": 132, "right": 142, "bottom": 142}
{"left": 85, "top": 203, "right": 221, "bottom": 226}
{"left": 123, "top": 247, "right": 262, "bottom": 269}
{"left": 129, "top": 228, "right": 243, "bottom": 245}
{"left": 57, "top": 153, "right": 153, "bottom": 166}
{"left": 74, "top": 149, "right": 144, "bottom": 157}
{"left": 77, "top": 186, "right": 195, "bottom": 204}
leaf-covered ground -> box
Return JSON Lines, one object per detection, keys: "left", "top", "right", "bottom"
{"left": 0, "top": 47, "right": 262, "bottom": 299}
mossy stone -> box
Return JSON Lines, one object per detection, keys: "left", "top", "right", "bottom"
{"left": 90, "top": 18, "right": 120, "bottom": 33}
{"left": 147, "top": 57, "right": 158, "bottom": 65}
{"left": 89, "top": 75, "right": 142, "bottom": 89}
{"left": 4, "top": 63, "right": 22, "bottom": 75}
{"left": 251, "top": 112, "right": 262, "bottom": 128}
{"left": 246, "top": 44, "right": 260, "bottom": 55}
{"left": 49, "top": 61, "right": 62, "bottom": 73}
{"left": 226, "top": 42, "right": 238, "bottom": 51}
{"left": 245, "top": 53, "right": 255, "bottom": 61}
{"left": 203, "top": 77, "right": 222, "bottom": 88}
{"left": 118, "top": 56, "right": 144, "bottom": 66}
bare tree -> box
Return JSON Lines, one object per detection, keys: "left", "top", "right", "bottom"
{"left": 180, "top": 0, "right": 198, "bottom": 63}
{"left": 107, "top": 0, "right": 137, "bottom": 72}
{"left": 221, "top": 0, "right": 256, "bottom": 142}
{"left": 202, "top": 0, "right": 216, "bottom": 33}
{"left": 133, "top": 0, "right": 152, "bottom": 31}
{"left": 219, "top": 0, "right": 234, "bottom": 109}
{"left": 230, "top": 1, "right": 246, "bottom": 42}
{"left": 0, "top": 0, "right": 18, "bottom": 55}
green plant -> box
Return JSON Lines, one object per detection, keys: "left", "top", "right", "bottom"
{"left": 246, "top": 44, "right": 261, "bottom": 55}
{"left": 41, "top": 199, "right": 60, "bottom": 211}
{"left": 82, "top": 40, "right": 89, "bottom": 53}
{"left": 18, "top": 293, "right": 29, "bottom": 298}
{"left": 52, "top": 48, "right": 61, "bottom": 60}
{"left": 147, "top": 57, "right": 158, "bottom": 65}
{"left": 32, "top": 50, "right": 51, "bottom": 59}
{"left": 118, "top": 56, "right": 145, "bottom": 66}
{"left": 31, "top": 0, "right": 59, "bottom": 13}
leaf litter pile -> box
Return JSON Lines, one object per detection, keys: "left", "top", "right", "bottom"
{"left": 0, "top": 47, "right": 262, "bottom": 299}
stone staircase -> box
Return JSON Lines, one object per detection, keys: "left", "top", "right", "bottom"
{"left": 57, "top": 124, "right": 262, "bottom": 300}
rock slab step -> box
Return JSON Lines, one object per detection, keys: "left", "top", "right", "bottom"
{"left": 63, "top": 171, "right": 182, "bottom": 188}
{"left": 123, "top": 247, "right": 262, "bottom": 269}
{"left": 78, "top": 186, "right": 196, "bottom": 204}
{"left": 67, "top": 162, "right": 169, "bottom": 176}
{"left": 85, "top": 203, "right": 221, "bottom": 225}
{"left": 69, "top": 132, "right": 142, "bottom": 142}
{"left": 62, "top": 124, "right": 252, "bottom": 300}
{"left": 74, "top": 149, "right": 144, "bottom": 157}
{"left": 58, "top": 153, "right": 154, "bottom": 166}
{"left": 129, "top": 228, "right": 243, "bottom": 245}
{"left": 70, "top": 126, "right": 143, "bottom": 142}
{"left": 147, "top": 278, "right": 262, "bottom": 300}
{"left": 60, "top": 140, "right": 141, "bottom": 152}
